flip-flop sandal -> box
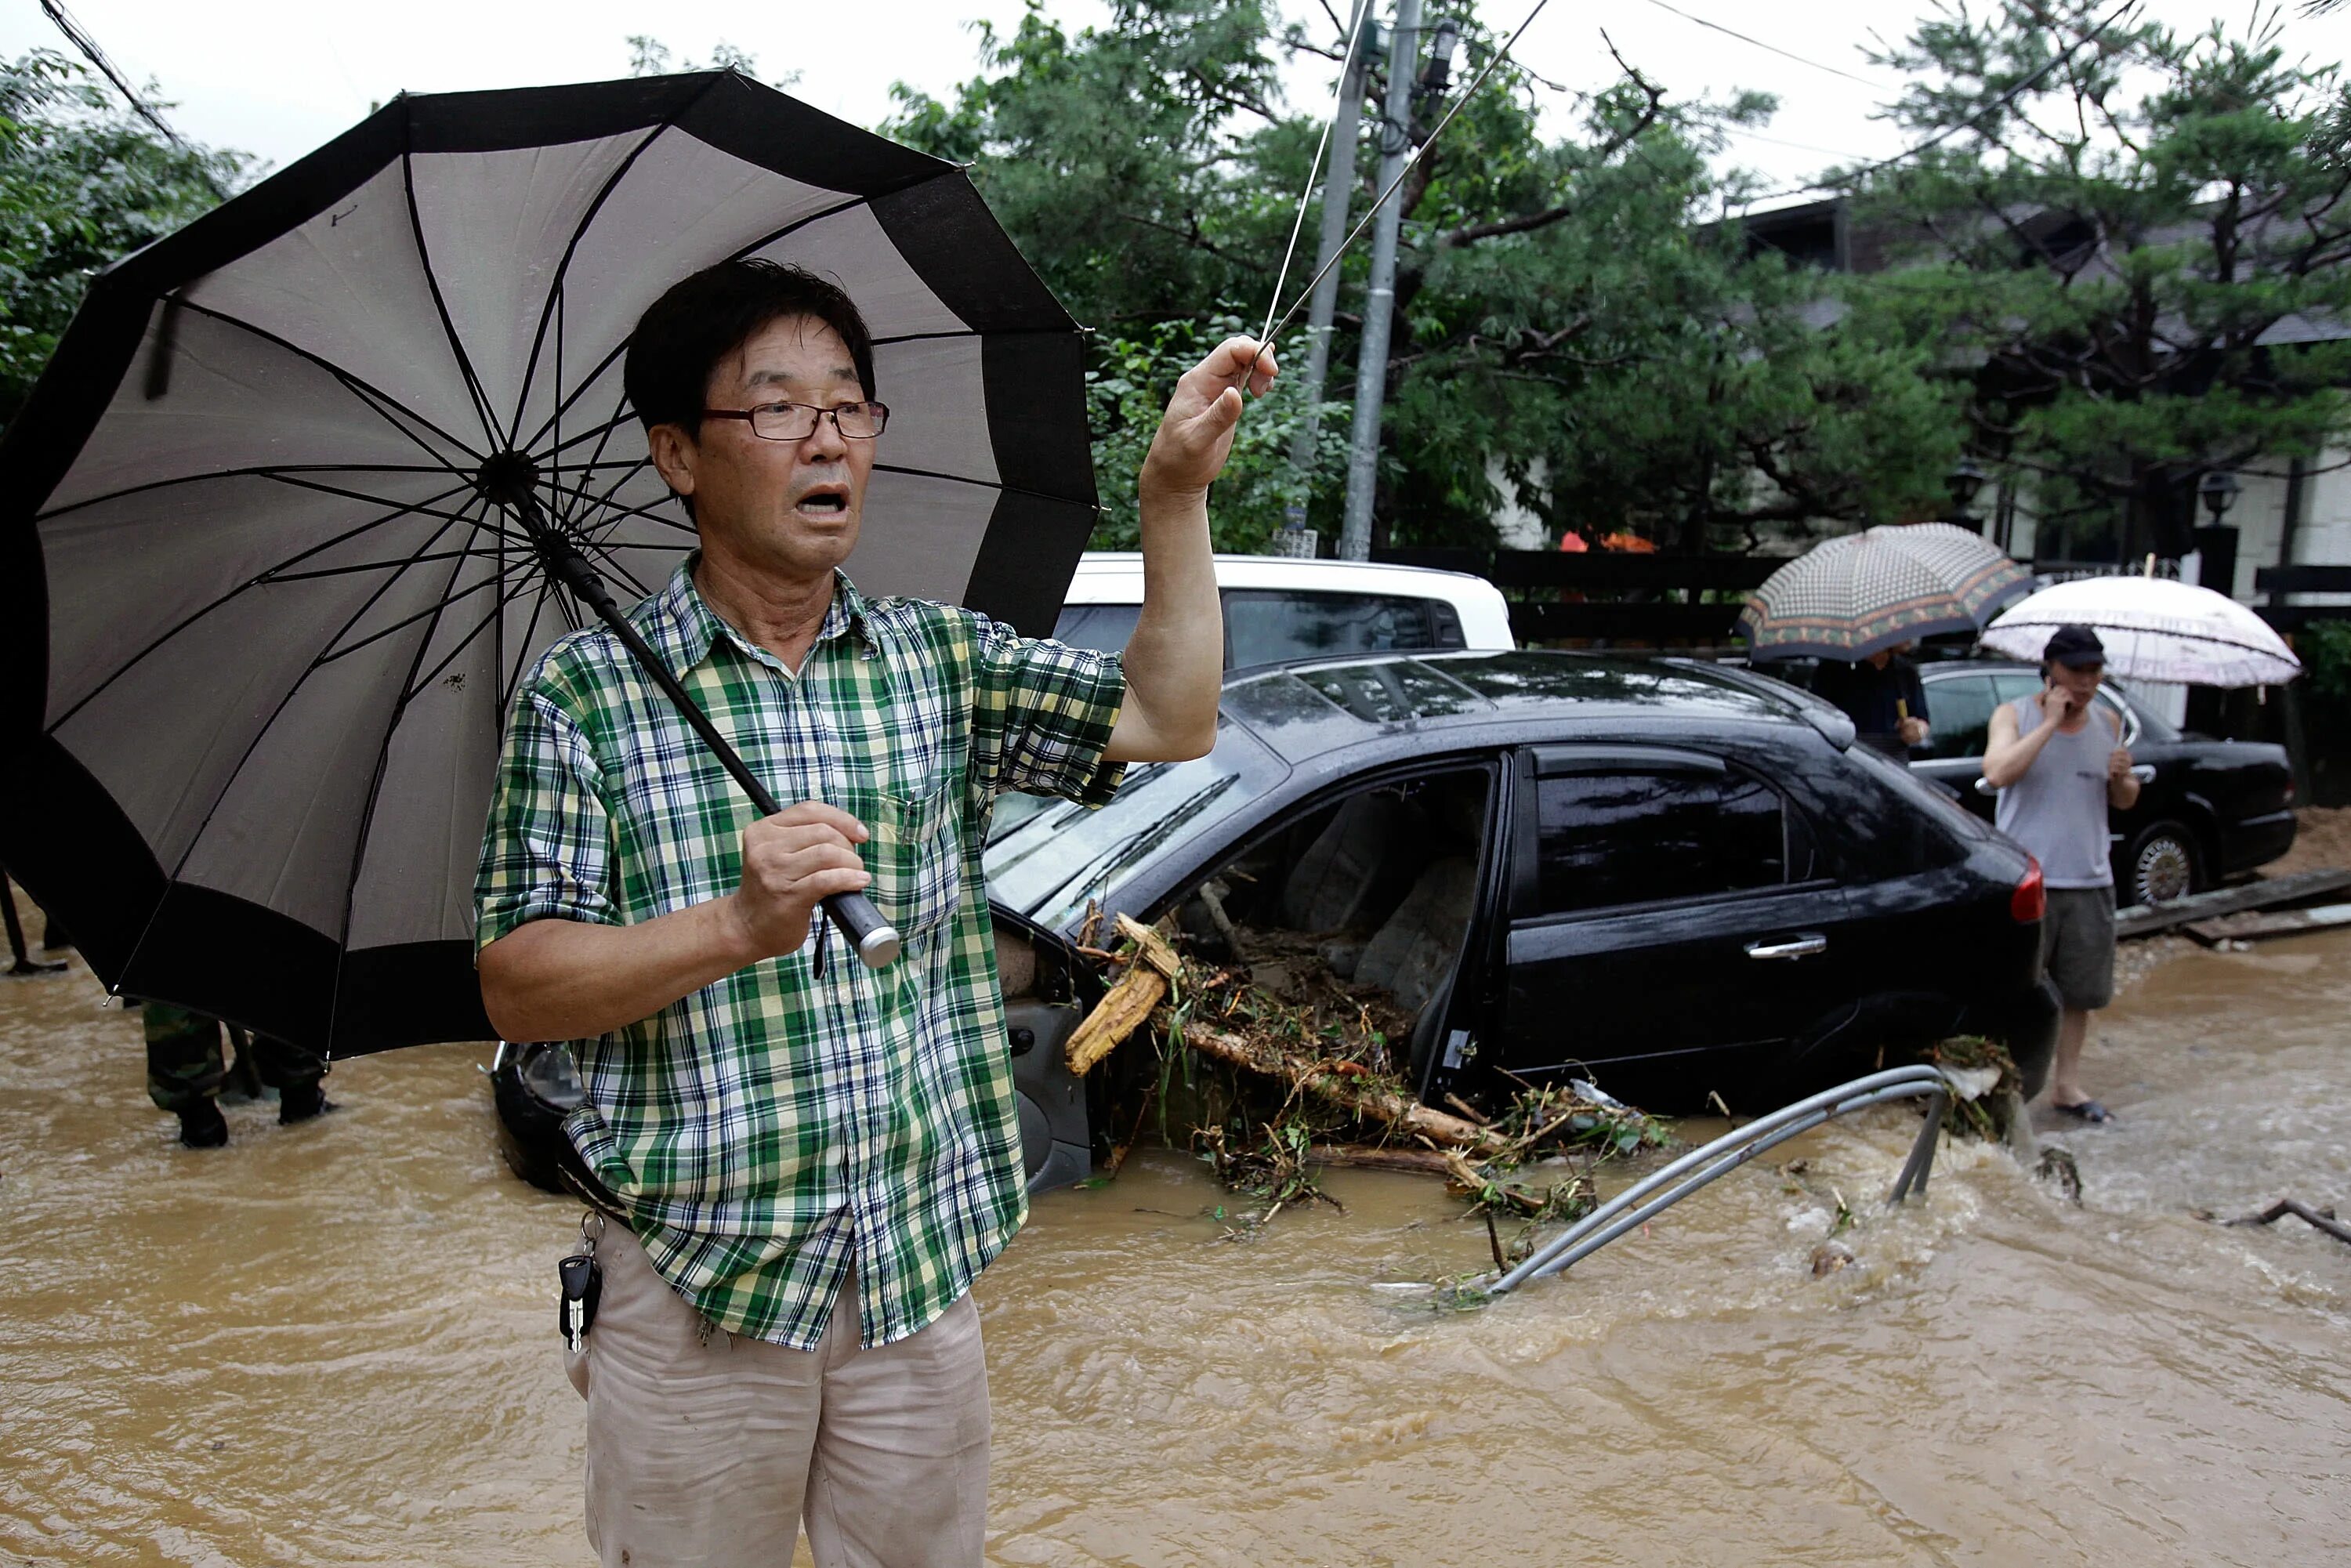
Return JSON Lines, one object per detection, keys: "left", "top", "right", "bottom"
{"left": 2053, "top": 1099, "right": 2114, "bottom": 1124}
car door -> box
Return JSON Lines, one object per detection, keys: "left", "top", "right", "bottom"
{"left": 1490, "top": 744, "right": 1860, "bottom": 1106}
{"left": 1911, "top": 670, "right": 2003, "bottom": 820}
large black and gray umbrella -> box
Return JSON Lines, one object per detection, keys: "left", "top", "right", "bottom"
{"left": 1737, "top": 523, "right": 2030, "bottom": 661}
{"left": 0, "top": 73, "right": 1095, "bottom": 1055}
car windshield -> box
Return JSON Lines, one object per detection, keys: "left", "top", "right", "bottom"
{"left": 983, "top": 719, "right": 1288, "bottom": 932}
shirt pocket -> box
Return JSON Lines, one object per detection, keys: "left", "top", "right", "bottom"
{"left": 838, "top": 781, "right": 964, "bottom": 944}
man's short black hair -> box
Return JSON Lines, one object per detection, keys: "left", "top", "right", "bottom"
{"left": 623, "top": 259, "right": 877, "bottom": 439}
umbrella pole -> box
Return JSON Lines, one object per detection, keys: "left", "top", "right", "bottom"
{"left": 499, "top": 492, "right": 900, "bottom": 970}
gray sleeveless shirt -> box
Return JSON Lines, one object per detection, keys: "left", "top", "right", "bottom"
{"left": 1994, "top": 695, "right": 2116, "bottom": 889}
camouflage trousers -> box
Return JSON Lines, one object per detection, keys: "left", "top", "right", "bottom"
{"left": 143, "top": 1002, "right": 325, "bottom": 1114}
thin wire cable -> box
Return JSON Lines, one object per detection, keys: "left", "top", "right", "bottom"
{"left": 1255, "top": 0, "right": 1557, "bottom": 362}
{"left": 37, "top": 0, "right": 185, "bottom": 148}
{"left": 1259, "top": 0, "right": 1376, "bottom": 347}
{"left": 1737, "top": 0, "right": 2144, "bottom": 205}
{"left": 1642, "top": 0, "right": 1890, "bottom": 90}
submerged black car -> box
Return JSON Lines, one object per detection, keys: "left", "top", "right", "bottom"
{"left": 494, "top": 650, "right": 2062, "bottom": 1194}
{"left": 987, "top": 650, "right": 2059, "bottom": 1135}
{"left": 1907, "top": 662, "right": 2297, "bottom": 906}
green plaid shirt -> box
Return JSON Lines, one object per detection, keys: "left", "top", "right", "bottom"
{"left": 475, "top": 555, "right": 1124, "bottom": 1349}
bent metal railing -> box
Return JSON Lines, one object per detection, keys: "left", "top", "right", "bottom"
{"left": 1483, "top": 1066, "right": 1953, "bottom": 1297}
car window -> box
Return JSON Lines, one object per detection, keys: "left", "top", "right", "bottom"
{"left": 1919, "top": 675, "right": 1998, "bottom": 759}
{"left": 982, "top": 719, "right": 1288, "bottom": 931}
{"left": 1531, "top": 770, "right": 1786, "bottom": 916}
{"left": 1222, "top": 589, "right": 1465, "bottom": 671}
{"left": 1051, "top": 603, "right": 1143, "bottom": 656}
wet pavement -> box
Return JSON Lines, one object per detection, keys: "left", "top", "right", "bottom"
{"left": 2, "top": 893, "right": 2346, "bottom": 1566}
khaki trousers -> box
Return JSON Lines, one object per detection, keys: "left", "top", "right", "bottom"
{"left": 564, "top": 1222, "right": 991, "bottom": 1568}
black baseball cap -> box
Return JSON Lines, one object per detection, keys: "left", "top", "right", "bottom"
{"left": 2043, "top": 625, "right": 2106, "bottom": 669}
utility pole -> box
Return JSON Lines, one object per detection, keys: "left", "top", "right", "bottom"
{"left": 1274, "top": 0, "right": 1375, "bottom": 559}
{"left": 1339, "top": 0, "right": 1450, "bottom": 561}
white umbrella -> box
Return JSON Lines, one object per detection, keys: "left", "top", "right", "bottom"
{"left": 1980, "top": 576, "right": 2301, "bottom": 687}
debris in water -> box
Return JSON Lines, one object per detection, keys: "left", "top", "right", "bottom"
{"left": 2034, "top": 1146, "right": 2084, "bottom": 1204}
{"left": 2218, "top": 1197, "right": 2351, "bottom": 1247}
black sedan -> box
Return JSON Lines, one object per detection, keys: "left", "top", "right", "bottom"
{"left": 987, "top": 650, "right": 2059, "bottom": 1145}
{"left": 493, "top": 650, "right": 2062, "bottom": 1194}
{"left": 1906, "top": 662, "right": 2297, "bottom": 906}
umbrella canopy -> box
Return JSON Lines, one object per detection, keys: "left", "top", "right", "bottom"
{"left": 0, "top": 73, "right": 1096, "bottom": 1055}
{"left": 1738, "top": 523, "right": 2031, "bottom": 661}
{"left": 1980, "top": 576, "right": 2302, "bottom": 687}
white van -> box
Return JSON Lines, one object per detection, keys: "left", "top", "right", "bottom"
{"left": 1053, "top": 552, "right": 1516, "bottom": 669}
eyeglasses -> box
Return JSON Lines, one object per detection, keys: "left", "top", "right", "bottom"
{"left": 701, "top": 400, "right": 889, "bottom": 442}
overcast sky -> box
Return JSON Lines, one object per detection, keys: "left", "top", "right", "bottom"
{"left": 9, "top": 0, "right": 2350, "bottom": 210}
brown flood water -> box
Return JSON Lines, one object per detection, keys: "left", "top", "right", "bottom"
{"left": 3, "top": 893, "right": 2347, "bottom": 1566}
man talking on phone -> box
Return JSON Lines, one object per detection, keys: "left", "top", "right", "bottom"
{"left": 1983, "top": 625, "right": 2140, "bottom": 1123}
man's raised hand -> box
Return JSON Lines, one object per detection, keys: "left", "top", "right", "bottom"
{"left": 726, "top": 802, "right": 871, "bottom": 960}
{"left": 1139, "top": 337, "right": 1277, "bottom": 501}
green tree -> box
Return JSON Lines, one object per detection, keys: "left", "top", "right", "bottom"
{"left": 1846, "top": 0, "right": 2351, "bottom": 562}
{"left": 889, "top": 2, "right": 1961, "bottom": 553}
{"left": 0, "top": 50, "right": 244, "bottom": 423}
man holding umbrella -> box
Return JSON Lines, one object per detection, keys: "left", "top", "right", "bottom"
{"left": 1983, "top": 625, "right": 2141, "bottom": 1124}
{"left": 474, "top": 259, "right": 1270, "bottom": 1565}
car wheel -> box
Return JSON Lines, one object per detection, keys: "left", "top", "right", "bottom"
{"left": 2124, "top": 821, "right": 2201, "bottom": 906}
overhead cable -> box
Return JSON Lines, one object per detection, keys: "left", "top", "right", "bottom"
{"left": 37, "top": 0, "right": 190, "bottom": 152}
{"left": 1641, "top": 0, "right": 1891, "bottom": 90}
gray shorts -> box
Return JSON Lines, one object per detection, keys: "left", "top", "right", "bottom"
{"left": 2041, "top": 886, "right": 2116, "bottom": 1012}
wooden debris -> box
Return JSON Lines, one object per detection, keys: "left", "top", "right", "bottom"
{"left": 1305, "top": 1144, "right": 1458, "bottom": 1175}
{"left": 1183, "top": 1022, "right": 1509, "bottom": 1156}
{"left": 1064, "top": 914, "right": 1182, "bottom": 1076}
{"left": 2222, "top": 1197, "right": 2351, "bottom": 1247}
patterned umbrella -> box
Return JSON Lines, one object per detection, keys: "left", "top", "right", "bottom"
{"left": 1737, "top": 523, "right": 2030, "bottom": 661}
{"left": 1980, "top": 576, "right": 2301, "bottom": 687}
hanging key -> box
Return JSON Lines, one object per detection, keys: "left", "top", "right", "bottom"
{"left": 558, "top": 1250, "right": 602, "bottom": 1352}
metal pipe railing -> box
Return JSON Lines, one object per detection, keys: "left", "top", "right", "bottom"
{"left": 1484, "top": 1066, "right": 1953, "bottom": 1296}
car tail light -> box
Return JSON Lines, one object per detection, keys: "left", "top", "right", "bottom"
{"left": 2012, "top": 857, "right": 2045, "bottom": 924}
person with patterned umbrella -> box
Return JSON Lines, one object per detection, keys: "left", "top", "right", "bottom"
{"left": 1739, "top": 522, "right": 2032, "bottom": 758}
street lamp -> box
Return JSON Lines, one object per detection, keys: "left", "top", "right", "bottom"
{"left": 1946, "top": 456, "right": 1988, "bottom": 532}
{"left": 2197, "top": 467, "right": 2241, "bottom": 521}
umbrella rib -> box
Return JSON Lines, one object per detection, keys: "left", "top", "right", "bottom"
{"left": 503, "top": 577, "right": 556, "bottom": 712}
{"left": 44, "top": 476, "right": 484, "bottom": 736}
{"left": 513, "top": 191, "right": 886, "bottom": 458}
{"left": 506, "top": 114, "right": 691, "bottom": 442}
{"left": 872, "top": 461, "right": 1095, "bottom": 509}
{"left": 263, "top": 548, "right": 498, "bottom": 584}
{"left": 400, "top": 567, "right": 546, "bottom": 712}
{"left": 328, "top": 502, "right": 511, "bottom": 1030}
{"left": 170, "top": 299, "right": 486, "bottom": 465}
{"left": 551, "top": 433, "right": 648, "bottom": 534}
{"left": 564, "top": 462, "right": 691, "bottom": 539}
{"left": 260, "top": 472, "right": 528, "bottom": 542}
{"left": 401, "top": 149, "right": 510, "bottom": 453}
{"left": 573, "top": 535, "right": 654, "bottom": 600}
{"left": 35, "top": 462, "right": 469, "bottom": 524}
{"left": 867, "top": 325, "right": 1074, "bottom": 348}
{"left": 119, "top": 497, "right": 491, "bottom": 990}
{"left": 546, "top": 400, "right": 643, "bottom": 531}
{"left": 313, "top": 573, "right": 505, "bottom": 668}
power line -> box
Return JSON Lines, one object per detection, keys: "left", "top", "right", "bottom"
{"left": 1735, "top": 0, "right": 2146, "bottom": 207}
{"left": 1641, "top": 0, "right": 1892, "bottom": 92}
{"left": 1262, "top": 0, "right": 1559, "bottom": 353}
{"left": 37, "top": 0, "right": 190, "bottom": 152}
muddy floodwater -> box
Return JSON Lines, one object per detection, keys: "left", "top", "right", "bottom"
{"left": 3, "top": 904, "right": 2346, "bottom": 1566}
